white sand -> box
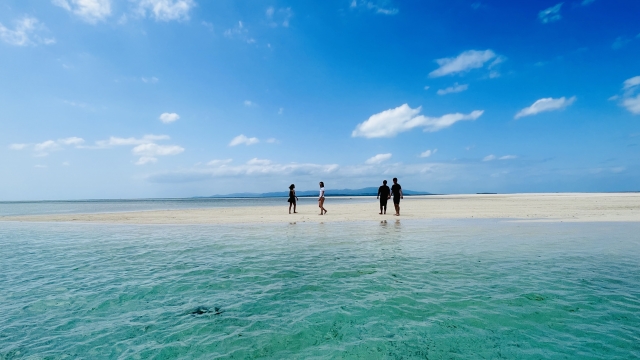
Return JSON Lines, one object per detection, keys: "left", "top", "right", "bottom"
{"left": 2, "top": 193, "right": 639, "bottom": 225}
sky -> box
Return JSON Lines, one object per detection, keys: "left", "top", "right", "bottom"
{"left": 1, "top": 0, "right": 639, "bottom": 200}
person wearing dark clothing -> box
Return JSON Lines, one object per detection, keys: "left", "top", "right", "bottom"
{"left": 391, "top": 177, "right": 403, "bottom": 216}
{"left": 377, "top": 180, "right": 391, "bottom": 214}
{"left": 288, "top": 184, "right": 299, "bottom": 214}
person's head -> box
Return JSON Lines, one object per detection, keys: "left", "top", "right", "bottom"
{"left": 393, "top": 177, "right": 398, "bottom": 184}
{"left": 289, "top": 184, "right": 295, "bottom": 190}
{"left": 383, "top": 180, "right": 387, "bottom": 185}
{"left": 319, "top": 181, "right": 324, "bottom": 187}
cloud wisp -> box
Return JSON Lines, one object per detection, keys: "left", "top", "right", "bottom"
{"left": 350, "top": 0, "right": 399, "bottom": 15}
{"left": 365, "top": 153, "right": 392, "bottom": 165}
{"left": 539, "top": 3, "right": 563, "bottom": 24}
{"left": 9, "top": 137, "right": 85, "bottom": 156}
{"left": 429, "top": 50, "right": 501, "bottom": 78}
{"left": 229, "top": 134, "right": 259, "bottom": 146}
{"left": 136, "top": 0, "right": 196, "bottom": 21}
{"left": 52, "top": 0, "right": 112, "bottom": 24}
{"left": 266, "top": 7, "right": 293, "bottom": 27}
{"left": 420, "top": 149, "right": 437, "bottom": 158}
{"left": 617, "top": 76, "right": 640, "bottom": 115}
{"left": 224, "top": 21, "right": 255, "bottom": 44}
{"left": 514, "top": 96, "right": 576, "bottom": 119}
{"left": 437, "top": 83, "right": 469, "bottom": 95}
{"left": 0, "top": 17, "right": 55, "bottom": 46}
{"left": 87, "top": 134, "right": 183, "bottom": 165}
{"left": 159, "top": 112, "right": 180, "bottom": 123}
{"left": 352, "top": 104, "right": 483, "bottom": 138}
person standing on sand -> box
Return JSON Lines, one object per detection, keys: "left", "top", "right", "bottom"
{"left": 377, "top": 180, "right": 391, "bottom": 215}
{"left": 318, "top": 181, "right": 327, "bottom": 215}
{"left": 288, "top": 184, "right": 299, "bottom": 214}
{"left": 391, "top": 177, "right": 403, "bottom": 216}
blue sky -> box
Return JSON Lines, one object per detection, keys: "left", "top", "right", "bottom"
{"left": 1, "top": 0, "right": 639, "bottom": 200}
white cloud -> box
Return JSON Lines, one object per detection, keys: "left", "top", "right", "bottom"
{"left": 58, "top": 137, "right": 85, "bottom": 146}
{"left": 34, "top": 140, "right": 61, "bottom": 156}
{"left": 224, "top": 21, "right": 255, "bottom": 44}
{"left": 132, "top": 143, "right": 184, "bottom": 156}
{"left": 483, "top": 155, "right": 496, "bottom": 162}
{"left": 437, "top": 83, "right": 469, "bottom": 95}
{"left": 247, "top": 158, "right": 271, "bottom": 166}
{"left": 424, "top": 86, "right": 430, "bottom": 90}
{"left": 136, "top": 0, "right": 195, "bottom": 21}
{"left": 429, "top": 50, "right": 498, "bottom": 78}
{"left": 0, "top": 17, "right": 55, "bottom": 46}
{"left": 615, "top": 76, "right": 640, "bottom": 115}
{"left": 352, "top": 104, "right": 483, "bottom": 138}
{"left": 135, "top": 156, "right": 158, "bottom": 165}
{"left": 365, "top": 153, "right": 392, "bottom": 164}
{"left": 539, "top": 3, "right": 563, "bottom": 24}
{"left": 52, "top": 0, "right": 111, "bottom": 24}
{"left": 623, "top": 76, "right": 640, "bottom": 90}
{"left": 266, "top": 7, "right": 293, "bottom": 27}
{"left": 229, "top": 134, "right": 259, "bottom": 146}
{"left": 94, "top": 134, "right": 170, "bottom": 147}
{"left": 142, "top": 76, "right": 159, "bottom": 83}
{"left": 9, "top": 144, "right": 28, "bottom": 150}
{"left": 499, "top": 155, "right": 517, "bottom": 160}
{"left": 243, "top": 100, "right": 257, "bottom": 107}
{"left": 350, "top": 1, "right": 399, "bottom": 15}
{"left": 159, "top": 112, "right": 180, "bottom": 123}
{"left": 622, "top": 95, "right": 640, "bottom": 115}
{"left": 420, "top": 149, "right": 437, "bottom": 158}
{"left": 207, "top": 159, "right": 232, "bottom": 166}
{"left": 514, "top": 96, "right": 576, "bottom": 119}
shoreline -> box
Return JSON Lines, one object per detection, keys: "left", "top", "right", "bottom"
{"left": 1, "top": 193, "right": 639, "bottom": 225}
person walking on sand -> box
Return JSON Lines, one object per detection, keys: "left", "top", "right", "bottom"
{"left": 288, "top": 184, "right": 299, "bottom": 214}
{"left": 377, "top": 180, "right": 391, "bottom": 215}
{"left": 318, "top": 181, "right": 327, "bottom": 215}
{"left": 391, "top": 177, "right": 403, "bottom": 216}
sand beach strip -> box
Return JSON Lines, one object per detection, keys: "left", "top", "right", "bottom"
{"left": 2, "top": 193, "right": 639, "bottom": 225}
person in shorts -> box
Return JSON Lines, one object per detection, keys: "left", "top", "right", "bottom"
{"left": 377, "top": 180, "right": 391, "bottom": 214}
{"left": 391, "top": 177, "right": 403, "bottom": 216}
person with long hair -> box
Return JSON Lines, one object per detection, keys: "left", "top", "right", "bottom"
{"left": 318, "top": 181, "right": 327, "bottom": 215}
{"left": 288, "top": 184, "right": 298, "bottom": 214}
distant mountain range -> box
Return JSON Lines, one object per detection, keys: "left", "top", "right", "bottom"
{"left": 202, "top": 187, "right": 432, "bottom": 198}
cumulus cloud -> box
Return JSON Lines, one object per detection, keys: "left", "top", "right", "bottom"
{"left": 89, "top": 134, "right": 182, "bottom": 164}
{"left": 159, "top": 112, "right": 180, "bottom": 123}
{"left": 350, "top": 0, "right": 399, "bottom": 15}
{"left": 136, "top": 0, "right": 195, "bottom": 21}
{"left": 429, "top": 50, "right": 498, "bottom": 78}
{"left": 266, "top": 7, "right": 293, "bottom": 27}
{"left": 0, "top": 17, "right": 55, "bottom": 46}
{"left": 229, "top": 134, "right": 259, "bottom": 146}
{"left": 352, "top": 104, "right": 483, "bottom": 138}
{"left": 437, "top": 83, "right": 469, "bottom": 95}
{"left": 132, "top": 143, "right": 184, "bottom": 156}
{"left": 135, "top": 156, "right": 158, "bottom": 165}
{"left": 539, "top": 3, "right": 563, "bottom": 24}
{"left": 365, "top": 153, "right": 392, "bottom": 164}
{"left": 420, "top": 149, "right": 437, "bottom": 158}
{"left": 52, "top": 0, "right": 111, "bottom": 23}
{"left": 12, "top": 137, "right": 85, "bottom": 156}
{"left": 514, "top": 96, "right": 576, "bottom": 119}
{"left": 483, "top": 155, "right": 496, "bottom": 162}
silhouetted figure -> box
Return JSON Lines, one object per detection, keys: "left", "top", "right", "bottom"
{"left": 391, "top": 177, "right": 403, "bottom": 216}
{"left": 288, "top": 184, "right": 298, "bottom": 214}
{"left": 377, "top": 180, "right": 391, "bottom": 214}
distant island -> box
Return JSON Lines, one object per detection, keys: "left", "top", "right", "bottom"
{"left": 201, "top": 187, "right": 432, "bottom": 198}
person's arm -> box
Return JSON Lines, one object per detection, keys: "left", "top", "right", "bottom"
{"left": 400, "top": 187, "right": 403, "bottom": 199}
{"left": 377, "top": 187, "right": 380, "bottom": 199}
{"left": 294, "top": 190, "right": 298, "bottom": 200}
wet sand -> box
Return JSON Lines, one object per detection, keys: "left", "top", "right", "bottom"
{"left": 2, "top": 193, "right": 639, "bottom": 225}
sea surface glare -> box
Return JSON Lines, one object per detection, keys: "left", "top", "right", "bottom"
{"left": 1, "top": 220, "right": 639, "bottom": 359}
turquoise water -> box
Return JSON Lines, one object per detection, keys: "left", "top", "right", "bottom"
{"left": 1, "top": 220, "right": 639, "bottom": 359}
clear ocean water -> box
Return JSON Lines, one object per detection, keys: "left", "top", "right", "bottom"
{"left": 1, "top": 216, "right": 639, "bottom": 358}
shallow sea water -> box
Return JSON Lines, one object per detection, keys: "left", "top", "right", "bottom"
{"left": 1, "top": 220, "right": 639, "bottom": 359}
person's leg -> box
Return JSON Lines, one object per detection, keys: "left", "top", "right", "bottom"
{"left": 293, "top": 202, "right": 297, "bottom": 213}
{"left": 379, "top": 201, "right": 383, "bottom": 214}
{"left": 319, "top": 199, "right": 323, "bottom": 215}
{"left": 289, "top": 202, "right": 292, "bottom": 214}
{"left": 394, "top": 199, "right": 400, "bottom": 216}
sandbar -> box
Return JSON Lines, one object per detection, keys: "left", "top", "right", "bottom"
{"left": 2, "top": 193, "right": 639, "bottom": 225}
